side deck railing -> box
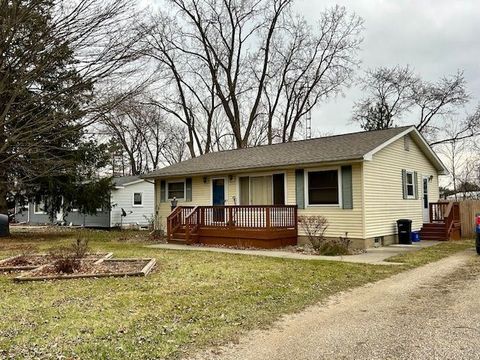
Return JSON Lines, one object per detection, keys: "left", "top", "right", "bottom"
{"left": 428, "top": 201, "right": 460, "bottom": 239}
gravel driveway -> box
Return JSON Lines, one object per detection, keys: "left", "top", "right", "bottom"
{"left": 193, "top": 250, "right": 480, "bottom": 360}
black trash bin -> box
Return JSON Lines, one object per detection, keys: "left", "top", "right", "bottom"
{"left": 397, "top": 219, "right": 412, "bottom": 244}
{"left": 0, "top": 214, "right": 9, "bottom": 237}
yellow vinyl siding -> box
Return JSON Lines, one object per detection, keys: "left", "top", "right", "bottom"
{"left": 290, "top": 164, "right": 364, "bottom": 239}
{"left": 155, "top": 165, "right": 364, "bottom": 238}
{"left": 155, "top": 176, "right": 238, "bottom": 231}
{"left": 363, "top": 135, "right": 440, "bottom": 238}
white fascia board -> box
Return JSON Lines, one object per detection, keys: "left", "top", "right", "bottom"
{"left": 120, "top": 179, "right": 145, "bottom": 187}
{"left": 363, "top": 126, "right": 449, "bottom": 175}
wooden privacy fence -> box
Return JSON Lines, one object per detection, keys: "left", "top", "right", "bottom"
{"left": 458, "top": 200, "right": 480, "bottom": 238}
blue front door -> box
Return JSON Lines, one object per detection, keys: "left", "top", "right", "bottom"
{"left": 212, "top": 179, "right": 225, "bottom": 222}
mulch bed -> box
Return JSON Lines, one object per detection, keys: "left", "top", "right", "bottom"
{"left": 13, "top": 258, "right": 156, "bottom": 282}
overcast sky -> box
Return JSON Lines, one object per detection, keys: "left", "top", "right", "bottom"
{"left": 295, "top": 0, "right": 480, "bottom": 135}
{"left": 147, "top": 0, "right": 480, "bottom": 136}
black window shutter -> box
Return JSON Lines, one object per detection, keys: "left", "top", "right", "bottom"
{"left": 295, "top": 169, "right": 305, "bottom": 209}
{"left": 401, "top": 169, "right": 407, "bottom": 199}
{"left": 341, "top": 166, "right": 353, "bottom": 209}
{"left": 185, "top": 178, "right": 192, "bottom": 202}
{"left": 160, "top": 180, "right": 166, "bottom": 202}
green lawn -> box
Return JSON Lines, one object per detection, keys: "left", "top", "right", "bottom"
{"left": 0, "top": 228, "right": 474, "bottom": 359}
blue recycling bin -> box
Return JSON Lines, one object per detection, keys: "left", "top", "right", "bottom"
{"left": 476, "top": 213, "right": 480, "bottom": 255}
{"left": 411, "top": 231, "right": 420, "bottom": 243}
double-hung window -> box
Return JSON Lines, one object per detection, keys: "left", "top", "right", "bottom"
{"left": 307, "top": 169, "right": 340, "bottom": 205}
{"left": 167, "top": 181, "right": 185, "bottom": 200}
{"left": 405, "top": 171, "right": 415, "bottom": 198}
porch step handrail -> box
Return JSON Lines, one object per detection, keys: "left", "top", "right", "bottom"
{"left": 444, "top": 202, "right": 460, "bottom": 238}
{"left": 166, "top": 205, "right": 195, "bottom": 242}
{"left": 428, "top": 201, "right": 460, "bottom": 239}
{"left": 184, "top": 206, "right": 200, "bottom": 244}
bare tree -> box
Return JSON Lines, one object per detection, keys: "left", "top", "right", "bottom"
{"left": 143, "top": 0, "right": 363, "bottom": 155}
{"left": 352, "top": 66, "right": 479, "bottom": 145}
{"left": 437, "top": 118, "right": 479, "bottom": 200}
{"left": 102, "top": 99, "right": 187, "bottom": 175}
{"left": 264, "top": 8, "right": 363, "bottom": 143}
{"left": 352, "top": 66, "right": 419, "bottom": 130}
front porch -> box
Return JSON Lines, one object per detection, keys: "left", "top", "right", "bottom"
{"left": 420, "top": 202, "right": 461, "bottom": 240}
{"left": 167, "top": 205, "right": 298, "bottom": 249}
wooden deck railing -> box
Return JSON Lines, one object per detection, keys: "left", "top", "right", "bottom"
{"left": 167, "top": 205, "right": 298, "bottom": 244}
{"left": 429, "top": 202, "right": 450, "bottom": 222}
{"left": 428, "top": 201, "right": 460, "bottom": 239}
{"left": 166, "top": 206, "right": 195, "bottom": 242}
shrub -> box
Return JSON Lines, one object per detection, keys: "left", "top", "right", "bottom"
{"left": 49, "top": 247, "right": 80, "bottom": 274}
{"left": 71, "top": 238, "right": 89, "bottom": 258}
{"left": 298, "top": 215, "right": 329, "bottom": 253}
{"left": 48, "top": 238, "right": 89, "bottom": 274}
{"left": 318, "top": 242, "right": 351, "bottom": 256}
{"left": 299, "top": 217, "right": 352, "bottom": 256}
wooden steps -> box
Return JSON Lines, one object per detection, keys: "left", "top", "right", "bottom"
{"left": 170, "top": 226, "right": 199, "bottom": 244}
{"left": 420, "top": 221, "right": 462, "bottom": 241}
{"left": 420, "top": 223, "right": 447, "bottom": 240}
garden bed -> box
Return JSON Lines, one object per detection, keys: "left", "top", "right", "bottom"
{"left": 0, "top": 253, "right": 113, "bottom": 272}
{"left": 14, "top": 258, "right": 156, "bottom": 282}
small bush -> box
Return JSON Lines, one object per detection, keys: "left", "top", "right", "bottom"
{"left": 298, "top": 215, "right": 329, "bottom": 253}
{"left": 49, "top": 247, "right": 80, "bottom": 274}
{"left": 299, "top": 217, "right": 352, "bottom": 256}
{"left": 48, "top": 239, "right": 88, "bottom": 274}
{"left": 318, "top": 242, "right": 351, "bottom": 256}
{"left": 71, "top": 238, "right": 89, "bottom": 258}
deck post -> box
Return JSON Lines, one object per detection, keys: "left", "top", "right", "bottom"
{"left": 228, "top": 207, "right": 233, "bottom": 228}
{"left": 266, "top": 207, "right": 271, "bottom": 229}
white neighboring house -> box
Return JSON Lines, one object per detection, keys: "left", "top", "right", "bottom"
{"left": 110, "top": 175, "right": 155, "bottom": 228}
{"left": 14, "top": 175, "right": 155, "bottom": 229}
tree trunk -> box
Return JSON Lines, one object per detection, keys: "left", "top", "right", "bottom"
{"left": 0, "top": 119, "right": 7, "bottom": 214}
{"left": 0, "top": 171, "right": 8, "bottom": 215}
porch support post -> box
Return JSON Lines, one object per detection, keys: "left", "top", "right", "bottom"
{"left": 266, "top": 207, "right": 271, "bottom": 229}
{"left": 228, "top": 207, "right": 233, "bottom": 229}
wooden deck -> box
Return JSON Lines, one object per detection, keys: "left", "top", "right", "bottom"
{"left": 167, "top": 205, "right": 298, "bottom": 248}
{"left": 420, "top": 202, "right": 461, "bottom": 240}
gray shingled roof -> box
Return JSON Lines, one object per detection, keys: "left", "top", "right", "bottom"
{"left": 113, "top": 175, "right": 142, "bottom": 186}
{"left": 144, "top": 126, "right": 413, "bottom": 178}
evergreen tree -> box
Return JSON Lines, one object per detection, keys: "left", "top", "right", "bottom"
{"left": 0, "top": 0, "right": 140, "bottom": 216}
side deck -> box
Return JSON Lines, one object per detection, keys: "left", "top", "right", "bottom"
{"left": 420, "top": 202, "right": 461, "bottom": 240}
{"left": 167, "top": 205, "right": 298, "bottom": 248}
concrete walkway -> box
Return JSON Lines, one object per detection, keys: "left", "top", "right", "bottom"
{"left": 147, "top": 241, "right": 441, "bottom": 265}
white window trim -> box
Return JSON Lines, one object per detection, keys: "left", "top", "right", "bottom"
{"left": 305, "top": 167, "right": 342, "bottom": 207}
{"left": 167, "top": 179, "right": 186, "bottom": 201}
{"left": 405, "top": 170, "right": 416, "bottom": 199}
{"left": 33, "top": 200, "right": 47, "bottom": 215}
{"left": 132, "top": 192, "right": 143, "bottom": 207}
{"left": 235, "top": 171, "right": 287, "bottom": 205}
